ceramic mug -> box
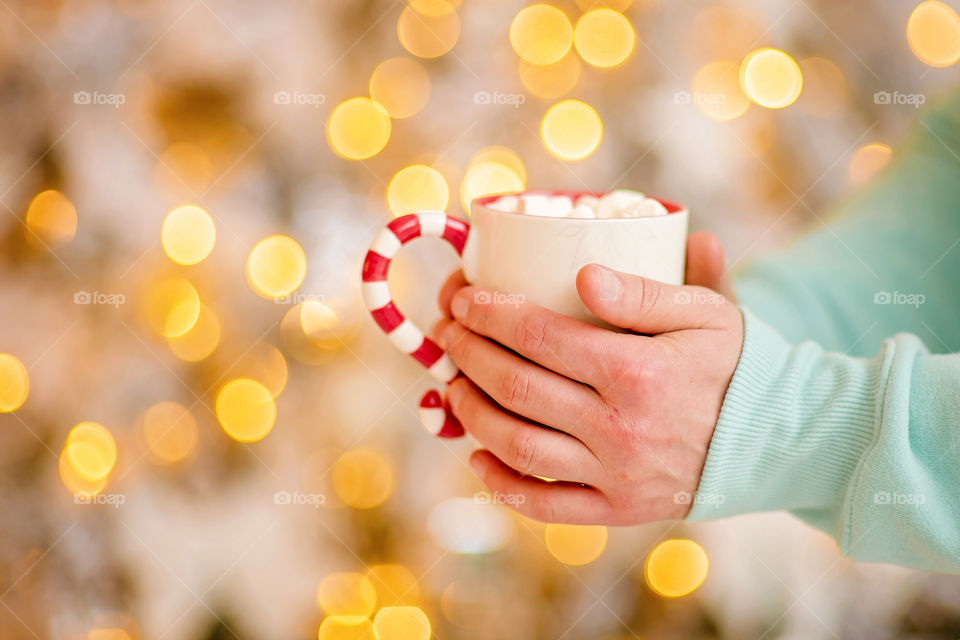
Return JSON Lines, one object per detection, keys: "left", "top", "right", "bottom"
{"left": 361, "top": 189, "right": 688, "bottom": 438}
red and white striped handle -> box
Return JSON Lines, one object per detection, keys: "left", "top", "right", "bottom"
{"left": 361, "top": 212, "right": 470, "bottom": 438}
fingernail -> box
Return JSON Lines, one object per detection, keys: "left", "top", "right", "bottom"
{"left": 451, "top": 292, "right": 469, "bottom": 320}
{"left": 447, "top": 380, "right": 464, "bottom": 408}
{"left": 596, "top": 265, "right": 622, "bottom": 301}
{"left": 470, "top": 454, "right": 486, "bottom": 479}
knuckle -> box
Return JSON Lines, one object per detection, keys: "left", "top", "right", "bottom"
{"left": 499, "top": 367, "right": 531, "bottom": 410}
{"left": 528, "top": 493, "right": 563, "bottom": 523}
{"left": 636, "top": 278, "right": 663, "bottom": 318}
{"left": 506, "top": 429, "right": 541, "bottom": 475}
{"left": 515, "top": 312, "right": 551, "bottom": 357}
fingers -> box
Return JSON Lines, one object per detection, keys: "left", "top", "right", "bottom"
{"left": 576, "top": 264, "right": 730, "bottom": 334}
{"left": 438, "top": 270, "right": 468, "bottom": 318}
{"left": 469, "top": 450, "right": 612, "bottom": 524}
{"left": 434, "top": 319, "right": 604, "bottom": 441}
{"left": 685, "top": 232, "right": 736, "bottom": 302}
{"left": 448, "top": 287, "right": 622, "bottom": 388}
{"left": 448, "top": 379, "right": 603, "bottom": 483}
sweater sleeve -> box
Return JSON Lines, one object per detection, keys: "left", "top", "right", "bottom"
{"left": 687, "top": 90, "right": 960, "bottom": 572}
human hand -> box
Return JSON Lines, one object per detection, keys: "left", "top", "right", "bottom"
{"left": 431, "top": 232, "right": 743, "bottom": 524}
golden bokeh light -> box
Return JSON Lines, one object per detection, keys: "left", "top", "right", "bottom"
{"left": 573, "top": 9, "right": 636, "bottom": 68}
{"left": 509, "top": 4, "right": 574, "bottom": 65}
{"left": 740, "top": 48, "right": 803, "bottom": 109}
{"left": 318, "top": 616, "right": 377, "bottom": 640}
{"left": 575, "top": 0, "right": 631, "bottom": 10}
{"left": 155, "top": 142, "right": 214, "bottom": 195}
{"left": 59, "top": 451, "right": 106, "bottom": 497}
{"left": 468, "top": 146, "right": 527, "bottom": 184}
{"left": 24, "top": 189, "right": 77, "bottom": 250}
{"left": 544, "top": 524, "right": 607, "bottom": 566}
{"left": 459, "top": 161, "right": 525, "bottom": 214}
{"left": 300, "top": 298, "right": 342, "bottom": 348}
{"left": 369, "top": 57, "right": 431, "bottom": 119}
{"left": 63, "top": 422, "right": 118, "bottom": 482}
{"left": 366, "top": 564, "right": 421, "bottom": 607}
{"left": 644, "top": 539, "right": 709, "bottom": 597}
{"left": 907, "top": 1, "right": 960, "bottom": 67}
{"left": 373, "top": 606, "right": 431, "bottom": 640}
{"left": 282, "top": 304, "right": 337, "bottom": 366}
{"left": 332, "top": 449, "right": 394, "bottom": 509}
{"left": 226, "top": 343, "right": 289, "bottom": 398}
{"left": 408, "top": 0, "right": 462, "bottom": 15}
{"left": 540, "top": 99, "right": 603, "bottom": 161}
{"left": 166, "top": 304, "right": 221, "bottom": 362}
{"left": 215, "top": 378, "right": 276, "bottom": 443}
{"left": 849, "top": 143, "right": 893, "bottom": 187}
{"left": 246, "top": 235, "right": 307, "bottom": 300}
{"left": 691, "top": 60, "right": 751, "bottom": 121}
{"left": 88, "top": 629, "right": 132, "bottom": 640}
{"left": 398, "top": 4, "right": 461, "bottom": 59}
{"left": 518, "top": 53, "right": 581, "bottom": 99}
{"left": 142, "top": 401, "right": 198, "bottom": 464}
{"left": 0, "top": 353, "right": 29, "bottom": 413}
{"left": 144, "top": 277, "right": 202, "bottom": 338}
{"left": 161, "top": 204, "right": 216, "bottom": 266}
{"left": 387, "top": 165, "right": 449, "bottom": 217}
{"left": 327, "top": 98, "right": 392, "bottom": 160}
{"left": 797, "top": 57, "right": 848, "bottom": 115}
{"left": 316, "top": 572, "right": 378, "bottom": 617}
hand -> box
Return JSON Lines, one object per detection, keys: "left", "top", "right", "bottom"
{"left": 431, "top": 232, "right": 743, "bottom": 525}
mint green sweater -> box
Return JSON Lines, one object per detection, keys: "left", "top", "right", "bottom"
{"left": 688, "top": 90, "right": 960, "bottom": 573}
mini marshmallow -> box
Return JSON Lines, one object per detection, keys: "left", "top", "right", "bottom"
{"left": 575, "top": 194, "right": 600, "bottom": 209}
{"left": 596, "top": 189, "right": 648, "bottom": 219}
{"left": 518, "top": 194, "right": 552, "bottom": 216}
{"left": 489, "top": 190, "right": 667, "bottom": 219}
{"left": 546, "top": 195, "right": 574, "bottom": 217}
{"left": 494, "top": 195, "right": 521, "bottom": 212}
{"left": 567, "top": 204, "right": 597, "bottom": 218}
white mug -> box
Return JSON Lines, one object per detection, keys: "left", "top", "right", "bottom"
{"left": 362, "top": 189, "right": 688, "bottom": 438}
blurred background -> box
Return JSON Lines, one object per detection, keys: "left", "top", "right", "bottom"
{"left": 1, "top": 0, "right": 959, "bottom": 638}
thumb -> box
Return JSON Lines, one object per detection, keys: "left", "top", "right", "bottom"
{"left": 685, "top": 231, "right": 736, "bottom": 302}
{"left": 577, "top": 264, "right": 725, "bottom": 334}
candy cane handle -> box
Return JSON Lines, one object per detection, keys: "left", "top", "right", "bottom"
{"left": 361, "top": 212, "right": 470, "bottom": 438}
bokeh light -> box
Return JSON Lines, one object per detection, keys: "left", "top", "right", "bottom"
{"left": 459, "top": 161, "right": 525, "bottom": 214}
{"left": 215, "top": 378, "right": 276, "bottom": 443}
{"left": 644, "top": 539, "right": 709, "bottom": 597}
{"left": 0, "top": 353, "right": 29, "bottom": 412}
{"left": 59, "top": 450, "right": 106, "bottom": 497}
{"left": 142, "top": 401, "right": 198, "bottom": 464}
{"left": 797, "top": 57, "right": 848, "bottom": 115}
{"left": 468, "top": 146, "right": 527, "bottom": 184}
{"left": 62, "top": 422, "right": 118, "bottom": 483}
{"left": 386, "top": 164, "right": 449, "bottom": 217}
{"left": 573, "top": 9, "right": 635, "bottom": 68}
{"left": 509, "top": 4, "right": 574, "bottom": 65}
{"left": 544, "top": 524, "right": 607, "bottom": 566}
{"left": 540, "top": 99, "right": 603, "bottom": 161}
{"left": 327, "top": 98, "right": 392, "bottom": 160}
{"left": 907, "top": 1, "right": 960, "bottom": 67}
{"left": 408, "top": 0, "right": 463, "bottom": 15}
{"left": 849, "top": 143, "right": 893, "bottom": 187}
{"left": 166, "top": 304, "right": 221, "bottom": 361}
{"left": 317, "top": 572, "right": 378, "bottom": 617}
{"left": 88, "top": 628, "right": 132, "bottom": 640}
{"left": 332, "top": 449, "right": 394, "bottom": 509}
{"left": 226, "top": 343, "right": 289, "bottom": 398}
{"left": 740, "top": 48, "right": 803, "bottom": 109}
{"left": 518, "top": 53, "right": 581, "bottom": 99}
{"left": 366, "top": 564, "right": 421, "bottom": 607}
{"left": 143, "top": 277, "right": 202, "bottom": 338}
{"left": 24, "top": 189, "right": 77, "bottom": 250}
{"left": 369, "top": 57, "right": 431, "bottom": 119}
{"left": 691, "top": 59, "right": 751, "bottom": 121}
{"left": 161, "top": 204, "right": 216, "bottom": 266}
{"left": 317, "top": 616, "right": 376, "bottom": 640}
{"left": 397, "top": 4, "right": 461, "bottom": 59}
{"left": 575, "top": 0, "right": 631, "bottom": 10}
{"left": 373, "top": 606, "right": 431, "bottom": 640}
{"left": 246, "top": 235, "right": 307, "bottom": 300}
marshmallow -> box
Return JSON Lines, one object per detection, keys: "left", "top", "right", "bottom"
{"left": 494, "top": 195, "right": 521, "bottom": 212}
{"left": 567, "top": 204, "right": 597, "bottom": 218}
{"left": 489, "top": 190, "right": 667, "bottom": 219}
{"left": 596, "top": 189, "right": 647, "bottom": 219}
